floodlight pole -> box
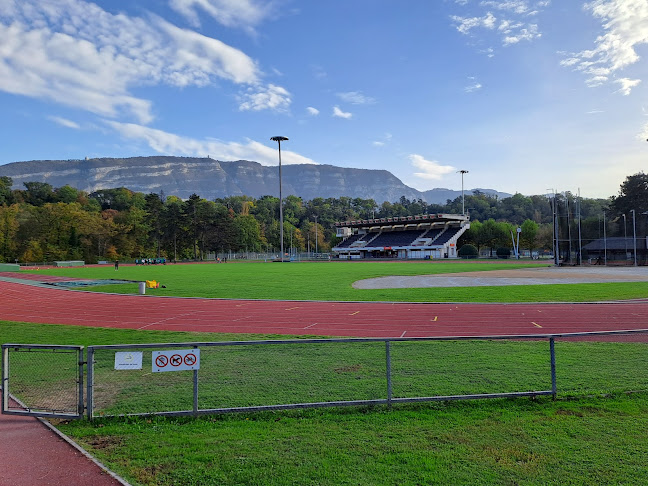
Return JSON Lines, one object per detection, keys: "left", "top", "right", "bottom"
{"left": 314, "top": 215, "right": 318, "bottom": 255}
{"left": 271, "top": 136, "right": 289, "bottom": 262}
{"left": 458, "top": 170, "right": 469, "bottom": 215}
{"left": 631, "top": 209, "right": 637, "bottom": 266}
{"left": 623, "top": 214, "right": 628, "bottom": 260}
{"left": 603, "top": 212, "right": 607, "bottom": 266}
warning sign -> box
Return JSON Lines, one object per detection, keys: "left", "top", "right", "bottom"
{"left": 152, "top": 349, "right": 200, "bottom": 372}
{"left": 114, "top": 351, "right": 143, "bottom": 370}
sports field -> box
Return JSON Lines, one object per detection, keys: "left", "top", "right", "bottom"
{"left": 2, "top": 260, "right": 648, "bottom": 485}
{"left": 17, "top": 260, "right": 648, "bottom": 302}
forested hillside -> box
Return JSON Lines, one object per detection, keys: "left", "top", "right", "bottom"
{"left": 0, "top": 173, "right": 645, "bottom": 263}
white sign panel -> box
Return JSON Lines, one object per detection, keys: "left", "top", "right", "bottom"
{"left": 114, "top": 351, "right": 143, "bottom": 370}
{"left": 152, "top": 349, "right": 200, "bottom": 373}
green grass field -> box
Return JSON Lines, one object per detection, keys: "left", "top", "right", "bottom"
{"left": 20, "top": 260, "right": 648, "bottom": 302}
{"left": 2, "top": 321, "right": 648, "bottom": 485}
{"left": 5, "top": 261, "right": 648, "bottom": 484}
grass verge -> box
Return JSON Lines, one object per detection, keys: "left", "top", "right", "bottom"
{"left": 2, "top": 321, "right": 648, "bottom": 485}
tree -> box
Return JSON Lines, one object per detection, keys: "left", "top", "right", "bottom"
{"left": 23, "top": 182, "right": 54, "bottom": 206}
{"left": 0, "top": 176, "right": 13, "bottom": 205}
{"left": 519, "top": 219, "right": 539, "bottom": 253}
{"left": 0, "top": 204, "right": 19, "bottom": 262}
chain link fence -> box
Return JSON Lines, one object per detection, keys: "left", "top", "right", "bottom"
{"left": 4, "top": 331, "right": 648, "bottom": 420}
{"left": 1, "top": 345, "right": 83, "bottom": 418}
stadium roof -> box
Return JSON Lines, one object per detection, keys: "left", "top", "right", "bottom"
{"left": 334, "top": 213, "right": 468, "bottom": 229}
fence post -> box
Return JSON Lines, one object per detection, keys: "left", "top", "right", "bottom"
{"left": 86, "top": 347, "right": 94, "bottom": 420}
{"left": 550, "top": 338, "right": 557, "bottom": 400}
{"left": 385, "top": 341, "right": 392, "bottom": 408}
{"left": 193, "top": 346, "right": 199, "bottom": 415}
{"left": 1, "top": 346, "right": 8, "bottom": 413}
{"left": 77, "top": 347, "right": 85, "bottom": 417}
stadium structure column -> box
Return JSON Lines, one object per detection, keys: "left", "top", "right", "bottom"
{"left": 271, "top": 136, "right": 289, "bottom": 262}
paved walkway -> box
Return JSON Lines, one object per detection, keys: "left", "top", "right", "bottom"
{"left": 0, "top": 396, "right": 125, "bottom": 486}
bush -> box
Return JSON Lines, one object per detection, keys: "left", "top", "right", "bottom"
{"left": 496, "top": 247, "right": 511, "bottom": 259}
{"left": 458, "top": 244, "right": 478, "bottom": 259}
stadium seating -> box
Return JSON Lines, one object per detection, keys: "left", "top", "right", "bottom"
{"left": 432, "top": 227, "right": 461, "bottom": 245}
{"left": 335, "top": 233, "right": 364, "bottom": 248}
{"left": 365, "top": 230, "right": 426, "bottom": 247}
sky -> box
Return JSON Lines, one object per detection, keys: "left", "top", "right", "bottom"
{"left": 1, "top": 0, "right": 647, "bottom": 199}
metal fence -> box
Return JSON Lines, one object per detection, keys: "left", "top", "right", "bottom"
{"left": 2, "top": 344, "right": 84, "bottom": 418}
{"left": 3, "top": 330, "right": 648, "bottom": 420}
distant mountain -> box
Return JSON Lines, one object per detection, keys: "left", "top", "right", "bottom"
{"left": 421, "top": 187, "right": 511, "bottom": 204}
{"left": 0, "top": 156, "right": 511, "bottom": 204}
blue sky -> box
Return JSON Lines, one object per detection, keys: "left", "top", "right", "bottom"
{"left": 1, "top": 0, "right": 647, "bottom": 199}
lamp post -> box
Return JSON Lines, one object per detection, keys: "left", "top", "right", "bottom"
{"left": 458, "top": 170, "right": 469, "bottom": 216}
{"left": 623, "top": 213, "right": 628, "bottom": 260}
{"left": 314, "top": 215, "right": 318, "bottom": 255}
{"left": 271, "top": 136, "right": 289, "bottom": 262}
{"left": 630, "top": 209, "right": 637, "bottom": 266}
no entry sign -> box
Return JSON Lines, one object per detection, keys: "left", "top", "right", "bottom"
{"left": 152, "top": 349, "right": 200, "bottom": 372}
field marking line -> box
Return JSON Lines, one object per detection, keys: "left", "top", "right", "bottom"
{"left": 349, "top": 311, "right": 360, "bottom": 316}
{"left": 400, "top": 331, "right": 407, "bottom": 338}
{"left": 532, "top": 322, "right": 543, "bottom": 328}
{"left": 233, "top": 316, "right": 253, "bottom": 322}
{"left": 303, "top": 323, "right": 318, "bottom": 329}
{"left": 285, "top": 306, "right": 300, "bottom": 311}
{"left": 137, "top": 312, "right": 196, "bottom": 330}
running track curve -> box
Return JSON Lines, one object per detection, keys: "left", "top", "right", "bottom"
{"left": 2, "top": 280, "right": 648, "bottom": 341}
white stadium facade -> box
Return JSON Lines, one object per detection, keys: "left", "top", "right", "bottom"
{"left": 332, "top": 213, "right": 470, "bottom": 260}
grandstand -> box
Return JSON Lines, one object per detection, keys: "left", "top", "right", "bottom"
{"left": 333, "top": 214, "right": 470, "bottom": 260}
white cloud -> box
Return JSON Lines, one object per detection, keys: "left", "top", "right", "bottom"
{"left": 409, "top": 154, "right": 456, "bottom": 180}
{"left": 561, "top": 0, "right": 648, "bottom": 92}
{"left": 106, "top": 121, "right": 317, "bottom": 166}
{"left": 464, "top": 77, "right": 483, "bottom": 92}
{"left": 451, "top": 1, "right": 547, "bottom": 47}
{"left": 47, "top": 116, "right": 80, "bottom": 129}
{"left": 451, "top": 12, "right": 497, "bottom": 34}
{"left": 481, "top": 1, "right": 530, "bottom": 14}
{"left": 332, "top": 106, "right": 352, "bottom": 119}
{"left": 238, "top": 84, "right": 291, "bottom": 111}
{"left": 306, "top": 106, "right": 320, "bottom": 116}
{"left": 616, "top": 77, "right": 641, "bottom": 96}
{"left": 639, "top": 122, "right": 648, "bottom": 141}
{"left": 336, "top": 91, "right": 376, "bottom": 105}
{"left": 372, "top": 132, "right": 392, "bottom": 147}
{"left": 502, "top": 24, "right": 540, "bottom": 45}
{"left": 0, "top": 0, "right": 287, "bottom": 124}
{"left": 169, "top": 0, "right": 271, "bottom": 32}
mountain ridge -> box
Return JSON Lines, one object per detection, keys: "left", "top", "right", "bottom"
{"left": 0, "top": 156, "right": 512, "bottom": 204}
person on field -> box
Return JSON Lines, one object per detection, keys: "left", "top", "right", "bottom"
{"left": 114, "top": 260, "right": 119, "bottom": 271}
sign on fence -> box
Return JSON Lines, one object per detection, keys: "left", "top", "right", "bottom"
{"left": 114, "top": 351, "right": 143, "bottom": 370}
{"left": 152, "top": 349, "right": 200, "bottom": 372}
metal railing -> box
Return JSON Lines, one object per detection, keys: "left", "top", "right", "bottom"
{"left": 3, "top": 330, "right": 648, "bottom": 420}
{"left": 84, "top": 330, "right": 648, "bottom": 420}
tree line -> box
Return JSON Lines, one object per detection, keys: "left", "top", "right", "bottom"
{"left": 0, "top": 172, "right": 645, "bottom": 263}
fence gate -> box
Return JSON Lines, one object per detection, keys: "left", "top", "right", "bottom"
{"left": 2, "top": 344, "right": 84, "bottom": 418}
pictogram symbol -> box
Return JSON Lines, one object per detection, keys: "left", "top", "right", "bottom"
{"left": 155, "top": 355, "right": 168, "bottom": 368}
{"left": 184, "top": 353, "right": 197, "bottom": 366}
{"left": 170, "top": 354, "right": 183, "bottom": 366}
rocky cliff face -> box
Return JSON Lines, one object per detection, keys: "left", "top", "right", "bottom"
{"left": 0, "top": 156, "right": 510, "bottom": 203}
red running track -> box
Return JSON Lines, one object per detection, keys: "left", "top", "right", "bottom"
{"left": 2, "top": 280, "right": 648, "bottom": 340}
